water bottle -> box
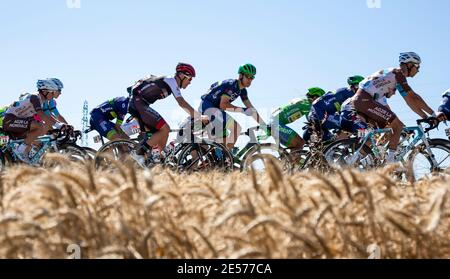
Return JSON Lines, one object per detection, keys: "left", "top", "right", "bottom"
{"left": 163, "top": 141, "right": 176, "bottom": 157}
{"left": 151, "top": 147, "right": 161, "bottom": 164}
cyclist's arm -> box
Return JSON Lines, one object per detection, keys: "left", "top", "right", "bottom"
{"left": 175, "top": 96, "right": 202, "bottom": 118}
{"left": 412, "top": 92, "right": 435, "bottom": 115}
{"left": 243, "top": 99, "right": 266, "bottom": 126}
{"left": 48, "top": 100, "right": 68, "bottom": 124}
{"left": 219, "top": 95, "right": 245, "bottom": 113}
{"left": 403, "top": 91, "right": 434, "bottom": 118}
{"left": 395, "top": 71, "right": 434, "bottom": 118}
{"left": 36, "top": 110, "right": 58, "bottom": 129}
{"left": 55, "top": 114, "right": 68, "bottom": 124}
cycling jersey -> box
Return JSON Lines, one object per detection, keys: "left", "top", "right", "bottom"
{"left": 339, "top": 98, "right": 368, "bottom": 133}
{"left": 129, "top": 76, "right": 182, "bottom": 104}
{"left": 201, "top": 79, "right": 249, "bottom": 108}
{"left": 0, "top": 105, "right": 8, "bottom": 128}
{"left": 438, "top": 89, "right": 450, "bottom": 120}
{"left": 6, "top": 93, "right": 43, "bottom": 118}
{"left": 359, "top": 68, "right": 412, "bottom": 103}
{"left": 19, "top": 92, "right": 59, "bottom": 117}
{"left": 91, "top": 97, "right": 129, "bottom": 123}
{"left": 272, "top": 98, "right": 311, "bottom": 125}
{"left": 128, "top": 76, "right": 180, "bottom": 134}
{"left": 42, "top": 99, "right": 60, "bottom": 117}
{"left": 90, "top": 97, "right": 130, "bottom": 139}
{"left": 309, "top": 87, "right": 355, "bottom": 121}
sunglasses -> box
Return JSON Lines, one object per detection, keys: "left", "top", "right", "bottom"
{"left": 245, "top": 74, "right": 255, "bottom": 80}
{"left": 182, "top": 73, "right": 193, "bottom": 81}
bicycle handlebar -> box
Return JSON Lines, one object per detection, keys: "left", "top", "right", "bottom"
{"left": 417, "top": 117, "right": 440, "bottom": 133}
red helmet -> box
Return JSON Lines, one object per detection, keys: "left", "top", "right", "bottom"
{"left": 176, "top": 62, "right": 196, "bottom": 77}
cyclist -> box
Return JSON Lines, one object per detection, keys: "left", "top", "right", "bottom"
{"left": 0, "top": 105, "right": 7, "bottom": 130}
{"left": 2, "top": 78, "right": 67, "bottom": 163}
{"left": 128, "top": 62, "right": 206, "bottom": 164}
{"left": 199, "top": 63, "right": 266, "bottom": 150}
{"left": 436, "top": 89, "right": 450, "bottom": 122}
{"left": 269, "top": 87, "right": 325, "bottom": 152}
{"left": 348, "top": 52, "right": 435, "bottom": 163}
{"left": 89, "top": 97, "right": 130, "bottom": 140}
{"left": 20, "top": 80, "right": 69, "bottom": 125}
{"left": 306, "top": 75, "right": 365, "bottom": 141}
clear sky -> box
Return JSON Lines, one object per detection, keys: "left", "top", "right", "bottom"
{"left": 1, "top": 0, "right": 450, "bottom": 147}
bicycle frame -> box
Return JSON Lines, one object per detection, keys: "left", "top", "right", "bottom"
{"left": 232, "top": 126, "right": 266, "bottom": 165}
{"left": 349, "top": 123, "right": 439, "bottom": 167}
{"left": 6, "top": 135, "right": 58, "bottom": 165}
{"left": 347, "top": 127, "right": 393, "bottom": 165}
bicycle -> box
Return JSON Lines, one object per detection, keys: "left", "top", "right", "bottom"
{"left": 229, "top": 126, "right": 292, "bottom": 172}
{"left": 0, "top": 127, "right": 88, "bottom": 171}
{"left": 323, "top": 117, "right": 450, "bottom": 181}
{"left": 161, "top": 119, "right": 234, "bottom": 172}
{"left": 93, "top": 118, "right": 234, "bottom": 172}
{"left": 286, "top": 122, "right": 342, "bottom": 173}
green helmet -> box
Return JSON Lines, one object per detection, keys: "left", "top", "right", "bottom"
{"left": 347, "top": 75, "right": 365, "bottom": 86}
{"left": 306, "top": 87, "right": 326, "bottom": 98}
{"left": 238, "top": 63, "right": 257, "bottom": 77}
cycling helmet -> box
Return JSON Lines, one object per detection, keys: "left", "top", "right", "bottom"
{"left": 238, "top": 63, "right": 257, "bottom": 77}
{"left": 306, "top": 87, "right": 326, "bottom": 98}
{"left": 37, "top": 78, "right": 64, "bottom": 91}
{"left": 399, "top": 52, "right": 421, "bottom": 65}
{"left": 347, "top": 75, "right": 365, "bottom": 86}
{"left": 176, "top": 63, "right": 196, "bottom": 77}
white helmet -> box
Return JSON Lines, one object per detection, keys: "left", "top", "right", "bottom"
{"left": 399, "top": 52, "right": 421, "bottom": 65}
{"left": 37, "top": 78, "right": 64, "bottom": 91}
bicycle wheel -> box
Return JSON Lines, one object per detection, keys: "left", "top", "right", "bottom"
{"left": 177, "top": 142, "right": 233, "bottom": 172}
{"left": 323, "top": 138, "right": 374, "bottom": 170}
{"left": 163, "top": 143, "right": 187, "bottom": 171}
{"left": 299, "top": 150, "right": 333, "bottom": 173}
{"left": 95, "top": 139, "right": 138, "bottom": 169}
{"left": 286, "top": 149, "right": 309, "bottom": 172}
{"left": 57, "top": 143, "right": 90, "bottom": 162}
{"left": 82, "top": 146, "right": 98, "bottom": 160}
{"left": 240, "top": 143, "right": 292, "bottom": 173}
{"left": 408, "top": 139, "right": 450, "bottom": 181}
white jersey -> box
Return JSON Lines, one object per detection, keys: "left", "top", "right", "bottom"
{"left": 163, "top": 77, "right": 182, "bottom": 99}
{"left": 6, "top": 93, "right": 43, "bottom": 118}
{"left": 359, "top": 68, "right": 411, "bottom": 103}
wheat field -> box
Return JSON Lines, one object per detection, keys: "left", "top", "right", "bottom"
{"left": 0, "top": 154, "right": 450, "bottom": 259}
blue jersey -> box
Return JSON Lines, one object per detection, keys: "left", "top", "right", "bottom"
{"left": 91, "top": 97, "right": 129, "bottom": 123}
{"left": 312, "top": 87, "right": 354, "bottom": 116}
{"left": 443, "top": 89, "right": 450, "bottom": 98}
{"left": 42, "top": 99, "right": 60, "bottom": 117}
{"left": 201, "top": 79, "right": 249, "bottom": 108}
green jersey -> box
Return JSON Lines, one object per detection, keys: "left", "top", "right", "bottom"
{"left": 272, "top": 98, "right": 311, "bottom": 125}
{"left": 0, "top": 105, "right": 8, "bottom": 128}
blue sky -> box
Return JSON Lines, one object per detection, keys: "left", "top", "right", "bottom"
{"left": 1, "top": 0, "right": 450, "bottom": 146}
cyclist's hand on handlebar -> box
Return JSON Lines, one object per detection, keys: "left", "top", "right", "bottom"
{"left": 418, "top": 116, "right": 440, "bottom": 133}
{"left": 436, "top": 112, "right": 447, "bottom": 122}
{"left": 66, "top": 124, "right": 75, "bottom": 134}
